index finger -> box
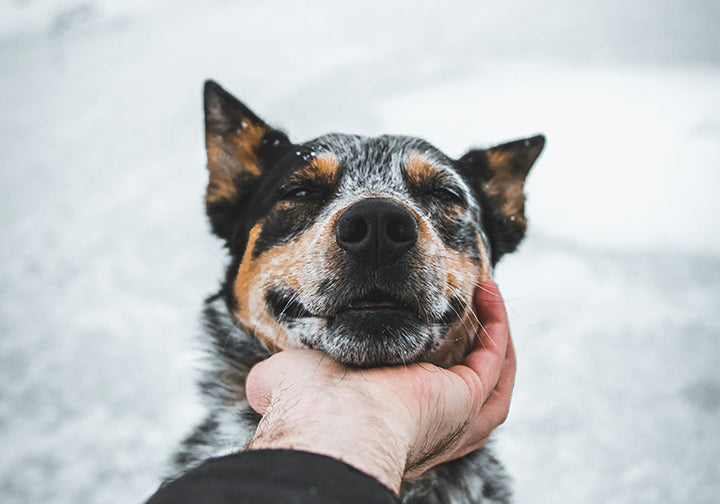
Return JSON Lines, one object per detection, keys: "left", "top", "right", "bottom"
{"left": 473, "top": 280, "right": 510, "bottom": 352}
{"left": 457, "top": 280, "right": 511, "bottom": 397}
{"left": 450, "top": 332, "right": 517, "bottom": 460}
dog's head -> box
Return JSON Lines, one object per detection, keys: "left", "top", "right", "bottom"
{"left": 203, "top": 81, "right": 544, "bottom": 367}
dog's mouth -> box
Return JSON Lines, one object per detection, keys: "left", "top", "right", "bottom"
{"left": 264, "top": 286, "right": 468, "bottom": 367}
{"left": 328, "top": 289, "right": 421, "bottom": 335}
{"left": 266, "top": 288, "right": 418, "bottom": 320}
{"left": 343, "top": 290, "right": 415, "bottom": 313}
{"left": 265, "top": 287, "right": 466, "bottom": 326}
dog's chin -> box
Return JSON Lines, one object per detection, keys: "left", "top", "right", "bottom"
{"left": 322, "top": 308, "right": 433, "bottom": 367}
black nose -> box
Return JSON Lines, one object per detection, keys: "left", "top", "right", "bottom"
{"left": 335, "top": 198, "right": 419, "bottom": 266}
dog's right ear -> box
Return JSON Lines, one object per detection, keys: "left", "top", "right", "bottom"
{"left": 203, "top": 80, "right": 290, "bottom": 242}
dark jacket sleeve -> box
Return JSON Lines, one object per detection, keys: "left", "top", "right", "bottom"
{"left": 145, "top": 449, "right": 400, "bottom": 504}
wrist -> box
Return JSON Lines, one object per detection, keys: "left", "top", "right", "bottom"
{"left": 247, "top": 383, "right": 410, "bottom": 494}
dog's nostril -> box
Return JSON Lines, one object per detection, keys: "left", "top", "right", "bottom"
{"left": 386, "top": 216, "right": 415, "bottom": 244}
{"left": 339, "top": 217, "right": 368, "bottom": 244}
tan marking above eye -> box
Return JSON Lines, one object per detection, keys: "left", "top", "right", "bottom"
{"left": 405, "top": 151, "right": 466, "bottom": 207}
{"left": 405, "top": 151, "right": 441, "bottom": 185}
{"left": 278, "top": 152, "right": 340, "bottom": 203}
{"left": 304, "top": 152, "right": 340, "bottom": 186}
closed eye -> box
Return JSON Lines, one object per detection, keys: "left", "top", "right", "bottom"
{"left": 429, "top": 186, "right": 465, "bottom": 206}
{"left": 278, "top": 184, "right": 325, "bottom": 202}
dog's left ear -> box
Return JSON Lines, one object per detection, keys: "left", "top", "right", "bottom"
{"left": 457, "top": 135, "right": 545, "bottom": 265}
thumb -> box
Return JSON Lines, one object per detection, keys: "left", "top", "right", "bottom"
{"left": 245, "top": 349, "right": 337, "bottom": 415}
{"left": 245, "top": 357, "right": 280, "bottom": 415}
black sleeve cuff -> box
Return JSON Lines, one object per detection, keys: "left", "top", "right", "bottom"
{"left": 145, "top": 449, "right": 400, "bottom": 504}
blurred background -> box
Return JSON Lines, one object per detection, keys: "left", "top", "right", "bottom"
{"left": 1, "top": 0, "right": 718, "bottom": 502}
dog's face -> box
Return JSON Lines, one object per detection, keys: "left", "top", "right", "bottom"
{"left": 203, "top": 81, "right": 544, "bottom": 367}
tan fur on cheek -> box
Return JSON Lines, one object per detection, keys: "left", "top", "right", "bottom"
{"left": 408, "top": 204, "right": 488, "bottom": 369}
{"left": 477, "top": 237, "right": 493, "bottom": 282}
{"left": 426, "top": 233, "right": 493, "bottom": 367}
{"left": 232, "top": 219, "right": 334, "bottom": 353}
{"left": 444, "top": 248, "right": 482, "bottom": 295}
{"left": 436, "top": 249, "right": 482, "bottom": 365}
{"left": 233, "top": 224, "right": 301, "bottom": 353}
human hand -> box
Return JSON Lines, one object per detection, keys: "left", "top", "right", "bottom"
{"left": 245, "top": 280, "right": 516, "bottom": 494}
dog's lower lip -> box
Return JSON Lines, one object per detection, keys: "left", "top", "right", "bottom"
{"left": 343, "top": 289, "right": 414, "bottom": 313}
{"left": 339, "top": 304, "right": 416, "bottom": 317}
{"left": 348, "top": 301, "right": 399, "bottom": 309}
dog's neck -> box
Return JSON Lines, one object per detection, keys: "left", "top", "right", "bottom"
{"left": 198, "top": 293, "right": 271, "bottom": 406}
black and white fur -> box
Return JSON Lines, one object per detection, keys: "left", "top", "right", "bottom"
{"left": 167, "top": 80, "right": 545, "bottom": 504}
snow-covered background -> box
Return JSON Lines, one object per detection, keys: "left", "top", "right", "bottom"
{"left": 1, "top": 1, "right": 718, "bottom": 502}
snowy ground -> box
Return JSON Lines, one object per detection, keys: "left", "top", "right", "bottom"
{"left": 1, "top": 1, "right": 719, "bottom": 503}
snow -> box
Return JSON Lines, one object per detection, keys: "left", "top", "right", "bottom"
{"left": 1, "top": 1, "right": 718, "bottom": 503}
{"left": 376, "top": 64, "right": 720, "bottom": 253}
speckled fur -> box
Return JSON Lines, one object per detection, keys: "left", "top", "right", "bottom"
{"left": 167, "top": 81, "right": 545, "bottom": 503}
{"left": 171, "top": 296, "right": 511, "bottom": 504}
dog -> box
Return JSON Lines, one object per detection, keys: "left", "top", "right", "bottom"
{"left": 168, "top": 80, "right": 544, "bottom": 504}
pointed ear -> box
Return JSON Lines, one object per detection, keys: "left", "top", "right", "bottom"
{"left": 458, "top": 134, "right": 545, "bottom": 264}
{"left": 203, "top": 80, "right": 290, "bottom": 240}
